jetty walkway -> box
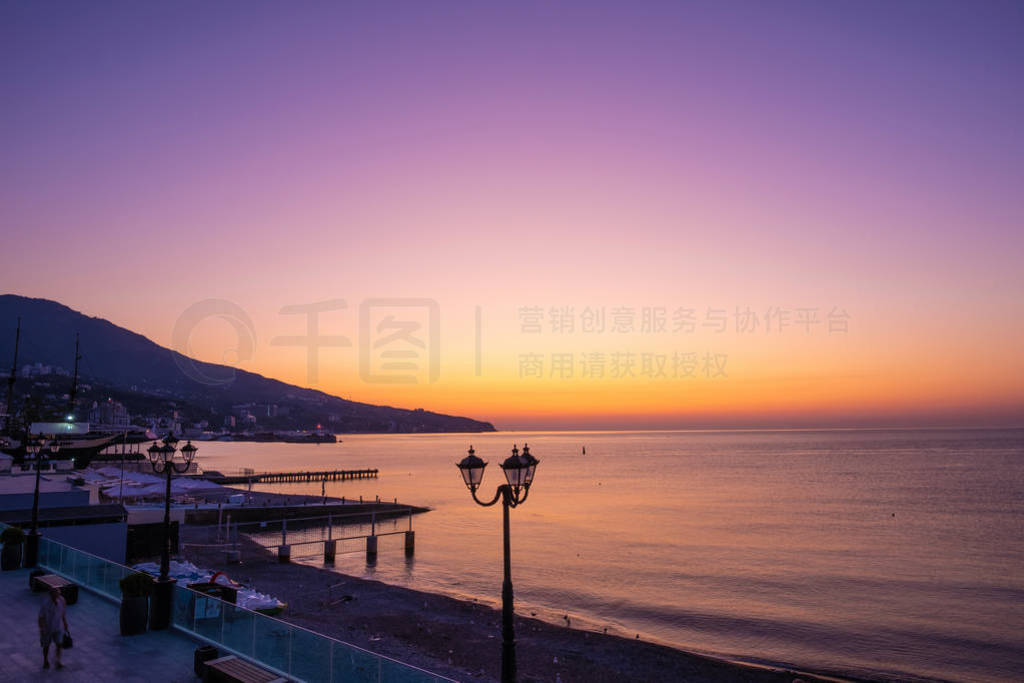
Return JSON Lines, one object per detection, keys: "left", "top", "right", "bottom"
{"left": 203, "top": 468, "right": 378, "bottom": 485}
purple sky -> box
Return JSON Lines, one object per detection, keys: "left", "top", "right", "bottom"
{"left": 2, "top": 2, "right": 1022, "bottom": 427}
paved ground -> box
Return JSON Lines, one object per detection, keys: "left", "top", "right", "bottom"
{"left": 0, "top": 567, "right": 201, "bottom": 683}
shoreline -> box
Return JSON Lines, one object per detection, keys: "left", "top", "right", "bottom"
{"left": 182, "top": 530, "right": 858, "bottom": 682}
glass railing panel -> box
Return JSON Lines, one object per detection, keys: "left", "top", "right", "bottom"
{"left": 77, "top": 551, "right": 98, "bottom": 591}
{"left": 104, "top": 564, "right": 129, "bottom": 601}
{"left": 380, "top": 657, "right": 447, "bottom": 683}
{"left": 221, "top": 602, "right": 257, "bottom": 659}
{"left": 172, "top": 583, "right": 195, "bottom": 630}
{"left": 191, "top": 593, "right": 225, "bottom": 643}
{"left": 38, "top": 537, "right": 55, "bottom": 568}
{"left": 253, "top": 613, "right": 292, "bottom": 674}
{"left": 57, "top": 543, "right": 72, "bottom": 575}
{"left": 332, "top": 643, "right": 381, "bottom": 683}
{"left": 48, "top": 539, "right": 60, "bottom": 569}
{"left": 290, "top": 626, "right": 332, "bottom": 682}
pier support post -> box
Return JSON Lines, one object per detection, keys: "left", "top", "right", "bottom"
{"left": 324, "top": 540, "right": 336, "bottom": 564}
{"left": 278, "top": 544, "right": 291, "bottom": 563}
{"left": 404, "top": 530, "right": 415, "bottom": 557}
{"left": 365, "top": 535, "right": 377, "bottom": 563}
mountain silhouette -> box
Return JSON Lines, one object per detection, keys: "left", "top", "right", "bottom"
{"left": 0, "top": 295, "right": 495, "bottom": 433}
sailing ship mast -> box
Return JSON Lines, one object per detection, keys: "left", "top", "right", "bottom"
{"left": 4, "top": 317, "right": 19, "bottom": 432}
{"left": 67, "top": 332, "right": 81, "bottom": 419}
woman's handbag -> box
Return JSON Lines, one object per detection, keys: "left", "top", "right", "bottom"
{"left": 61, "top": 631, "right": 73, "bottom": 649}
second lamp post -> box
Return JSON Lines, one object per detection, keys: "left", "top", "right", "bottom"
{"left": 146, "top": 435, "right": 197, "bottom": 630}
{"left": 25, "top": 435, "right": 59, "bottom": 568}
{"left": 457, "top": 443, "right": 538, "bottom": 683}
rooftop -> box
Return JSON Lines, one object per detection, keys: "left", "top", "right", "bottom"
{"left": 0, "top": 567, "right": 200, "bottom": 682}
{"left": 0, "top": 474, "right": 81, "bottom": 496}
{"left": 0, "top": 504, "right": 127, "bottom": 526}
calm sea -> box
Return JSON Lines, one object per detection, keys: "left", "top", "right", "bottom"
{"left": 196, "top": 429, "right": 1024, "bottom": 681}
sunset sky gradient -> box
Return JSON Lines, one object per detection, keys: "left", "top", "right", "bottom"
{"left": 2, "top": 2, "right": 1022, "bottom": 429}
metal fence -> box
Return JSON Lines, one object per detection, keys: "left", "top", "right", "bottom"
{"left": 235, "top": 510, "right": 414, "bottom": 552}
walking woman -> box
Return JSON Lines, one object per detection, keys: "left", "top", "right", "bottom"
{"left": 39, "top": 585, "right": 69, "bottom": 669}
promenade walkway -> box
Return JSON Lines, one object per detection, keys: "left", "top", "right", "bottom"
{"left": 0, "top": 568, "right": 200, "bottom": 683}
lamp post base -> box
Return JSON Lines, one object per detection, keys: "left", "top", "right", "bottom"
{"left": 149, "top": 577, "right": 177, "bottom": 631}
{"left": 24, "top": 530, "right": 41, "bottom": 568}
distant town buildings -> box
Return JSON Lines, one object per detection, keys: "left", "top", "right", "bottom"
{"left": 89, "top": 398, "right": 130, "bottom": 427}
{"left": 228, "top": 403, "right": 289, "bottom": 426}
{"left": 19, "top": 362, "right": 71, "bottom": 378}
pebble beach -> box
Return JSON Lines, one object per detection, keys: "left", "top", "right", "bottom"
{"left": 183, "top": 529, "right": 841, "bottom": 683}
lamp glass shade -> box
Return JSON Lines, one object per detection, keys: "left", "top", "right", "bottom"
{"left": 180, "top": 441, "right": 198, "bottom": 465}
{"left": 146, "top": 442, "right": 163, "bottom": 465}
{"left": 519, "top": 444, "right": 538, "bottom": 486}
{"left": 501, "top": 451, "right": 528, "bottom": 488}
{"left": 27, "top": 438, "right": 42, "bottom": 456}
{"left": 457, "top": 448, "right": 487, "bottom": 489}
{"left": 48, "top": 441, "right": 60, "bottom": 455}
{"left": 163, "top": 435, "right": 179, "bottom": 449}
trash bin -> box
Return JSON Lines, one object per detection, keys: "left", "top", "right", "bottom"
{"left": 194, "top": 645, "right": 219, "bottom": 677}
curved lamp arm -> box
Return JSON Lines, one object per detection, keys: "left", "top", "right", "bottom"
{"left": 170, "top": 459, "right": 192, "bottom": 474}
{"left": 470, "top": 485, "right": 505, "bottom": 507}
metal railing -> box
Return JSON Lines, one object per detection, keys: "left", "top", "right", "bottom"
{"left": 236, "top": 509, "right": 414, "bottom": 549}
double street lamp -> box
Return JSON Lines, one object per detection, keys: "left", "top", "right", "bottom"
{"left": 25, "top": 435, "right": 59, "bottom": 568}
{"left": 146, "top": 435, "right": 197, "bottom": 630}
{"left": 457, "top": 444, "right": 539, "bottom": 683}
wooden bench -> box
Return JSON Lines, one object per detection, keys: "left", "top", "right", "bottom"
{"left": 31, "top": 574, "right": 79, "bottom": 605}
{"left": 203, "top": 655, "right": 287, "bottom": 683}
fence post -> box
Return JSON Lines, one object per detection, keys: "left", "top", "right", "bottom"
{"left": 366, "top": 510, "right": 378, "bottom": 563}
{"left": 225, "top": 515, "right": 240, "bottom": 564}
{"left": 365, "top": 534, "right": 377, "bottom": 563}
{"left": 279, "top": 518, "right": 290, "bottom": 563}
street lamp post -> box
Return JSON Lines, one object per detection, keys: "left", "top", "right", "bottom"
{"left": 146, "top": 435, "right": 197, "bottom": 630}
{"left": 25, "top": 435, "right": 59, "bottom": 568}
{"left": 456, "top": 444, "right": 539, "bottom": 683}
